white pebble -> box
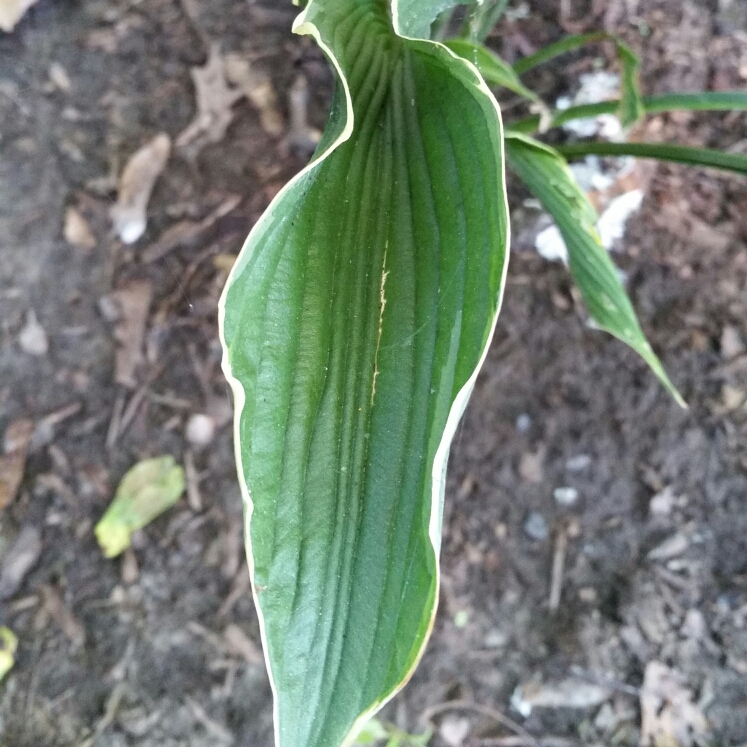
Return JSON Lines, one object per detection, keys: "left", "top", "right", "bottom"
{"left": 566, "top": 454, "right": 592, "bottom": 472}
{"left": 524, "top": 511, "right": 549, "bottom": 541}
{"left": 185, "top": 413, "right": 215, "bottom": 447}
{"left": 515, "top": 413, "right": 532, "bottom": 433}
{"left": 553, "top": 486, "right": 579, "bottom": 506}
{"left": 19, "top": 310, "right": 48, "bottom": 356}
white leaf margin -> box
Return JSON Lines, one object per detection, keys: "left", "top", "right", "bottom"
{"left": 218, "top": 3, "right": 512, "bottom": 746}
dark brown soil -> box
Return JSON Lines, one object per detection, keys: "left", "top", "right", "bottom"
{"left": 1, "top": 1, "right": 746, "bottom": 746}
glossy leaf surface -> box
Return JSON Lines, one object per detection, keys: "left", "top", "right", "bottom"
{"left": 220, "top": 1, "right": 509, "bottom": 746}
{"left": 444, "top": 39, "right": 538, "bottom": 101}
{"left": 505, "top": 133, "right": 684, "bottom": 406}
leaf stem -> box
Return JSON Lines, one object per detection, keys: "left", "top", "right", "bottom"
{"left": 555, "top": 141, "right": 747, "bottom": 175}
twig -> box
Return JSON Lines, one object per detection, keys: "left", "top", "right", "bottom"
{"left": 38, "top": 401, "right": 82, "bottom": 429}
{"left": 114, "top": 364, "right": 166, "bottom": 445}
{"left": 76, "top": 682, "right": 127, "bottom": 747}
{"left": 478, "top": 738, "right": 577, "bottom": 747}
{"left": 568, "top": 665, "right": 640, "bottom": 698}
{"left": 217, "top": 565, "right": 251, "bottom": 619}
{"left": 142, "top": 195, "right": 241, "bottom": 263}
{"left": 420, "top": 701, "right": 539, "bottom": 747}
{"left": 549, "top": 527, "right": 568, "bottom": 611}
{"left": 184, "top": 449, "right": 202, "bottom": 512}
{"left": 187, "top": 698, "right": 235, "bottom": 744}
{"left": 106, "top": 392, "right": 126, "bottom": 450}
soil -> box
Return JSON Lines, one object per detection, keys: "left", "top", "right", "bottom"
{"left": 0, "top": 1, "right": 746, "bottom": 746}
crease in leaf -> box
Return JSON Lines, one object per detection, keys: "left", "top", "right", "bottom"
{"left": 505, "top": 132, "right": 685, "bottom": 407}
{"left": 443, "top": 39, "right": 539, "bottom": 101}
{"left": 219, "top": 1, "right": 510, "bottom": 746}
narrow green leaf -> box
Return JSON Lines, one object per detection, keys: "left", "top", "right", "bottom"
{"left": 220, "top": 1, "right": 510, "bottom": 746}
{"left": 512, "top": 31, "right": 608, "bottom": 74}
{"left": 509, "top": 90, "right": 747, "bottom": 135}
{"left": 616, "top": 41, "right": 644, "bottom": 126}
{"left": 556, "top": 140, "right": 747, "bottom": 175}
{"left": 512, "top": 32, "right": 643, "bottom": 126}
{"left": 644, "top": 90, "right": 747, "bottom": 113}
{"left": 505, "top": 133, "right": 685, "bottom": 406}
{"left": 444, "top": 39, "right": 539, "bottom": 100}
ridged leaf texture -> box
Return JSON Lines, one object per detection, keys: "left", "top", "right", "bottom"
{"left": 219, "top": 1, "right": 510, "bottom": 746}
{"left": 505, "top": 133, "right": 684, "bottom": 406}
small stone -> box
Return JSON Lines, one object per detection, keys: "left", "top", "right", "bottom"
{"left": 553, "top": 486, "right": 579, "bottom": 506}
{"left": 19, "top": 310, "right": 48, "bottom": 356}
{"left": 49, "top": 62, "right": 71, "bottom": 92}
{"left": 515, "top": 413, "right": 532, "bottom": 433}
{"left": 721, "top": 325, "right": 745, "bottom": 359}
{"left": 681, "top": 609, "right": 707, "bottom": 641}
{"left": 594, "top": 702, "right": 617, "bottom": 732}
{"left": 185, "top": 413, "right": 215, "bottom": 447}
{"left": 519, "top": 447, "right": 544, "bottom": 483}
{"left": 524, "top": 511, "right": 549, "bottom": 541}
{"left": 566, "top": 454, "right": 592, "bottom": 472}
{"left": 721, "top": 384, "right": 745, "bottom": 411}
{"left": 648, "top": 532, "right": 689, "bottom": 561}
{"left": 650, "top": 487, "right": 675, "bottom": 516}
{"left": 484, "top": 629, "right": 509, "bottom": 648}
{"left": 63, "top": 206, "right": 96, "bottom": 253}
{"left": 453, "top": 610, "right": 469, "bottom": 628}
{"left": 439, "top": 716, "right": 471, "bottom": 747}
{"left": 97, "top": 295, "right": 121, "bottom": 322}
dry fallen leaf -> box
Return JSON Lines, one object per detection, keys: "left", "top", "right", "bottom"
{"left": 0, "top": 627, "right": 17, "bottom": 682}
{"left": 0, "top": 0, "right": 38, "bottom": 32}
{"left": 108, "top": 279, "right": 153, "bottom": 388}
{"left": 640, "top": 661, "right": 709, "bottom": 747}
{"left": 0, "top": 418, "right": 33, "bottom": 510}
{"left": 224, "top": 54, "right": 283, "bottom": 137}
{"left": 63, "top": 206, "right": 96, "bottom": 253}
{"left": 223, "top": 623, "right": 263, "bottom": 665}
{"left": 511, "top": 677, "right": 611, "bottom": 716}
{"left": 0, "top": 525, "right": 42, "bottom": 600}
{"left": 110, "top": 133, "right": 171, "bottom": 244}
{"left": 176, "top": 45, "right": 244, "bottom": 156}
{"left": 40, "top": 584, "right": 86, "bottom": 646}
{"left": 95, "top": 456, "right": 185, "bottom": 558}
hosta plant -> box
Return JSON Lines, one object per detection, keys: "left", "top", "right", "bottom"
{"left": 219, "top": 1, "right": 747, "bottom": 745}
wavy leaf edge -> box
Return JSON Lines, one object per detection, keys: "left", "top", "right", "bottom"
{"left": 218, "top": 3, "right": 511, "bottom": 746}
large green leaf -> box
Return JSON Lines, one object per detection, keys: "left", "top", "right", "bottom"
{"left": 443, "top": 39, "right": 539, "bottom": 101}
{"left": 220, "top": 1, "right": 510, "bottom": 746}
{"left": 505, "top": 133, "right": 685, "bottom": 406}
{"left": 394, "top": 0, "right": 474, "bottom": 39}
